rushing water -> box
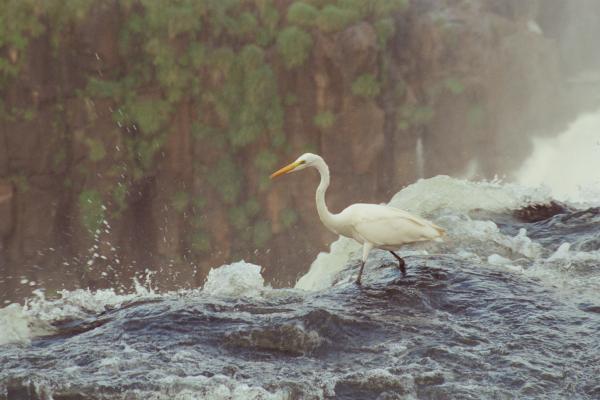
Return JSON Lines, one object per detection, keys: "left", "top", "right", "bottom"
{"left": 2, "top": 109, "right": 600, "bottom": 399}
{"left": 1, "top": 173, "right": 599, "bottom": 400}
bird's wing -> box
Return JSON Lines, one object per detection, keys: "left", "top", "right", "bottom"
{"left": 346, "top": 204, "right": 443, "bottom": 247}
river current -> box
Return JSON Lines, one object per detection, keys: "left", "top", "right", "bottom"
{"left": 1, "top": 174, "right": 599, "bottom": 400}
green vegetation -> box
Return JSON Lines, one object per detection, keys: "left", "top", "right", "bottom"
{"left": 352, "top": 74, "right": 381, "bottom": 98}
{"left": 208, "top": 156, "right": 242, "bottom": 204}
{"left": 370, "top": 0, "right": 409, "bottom": 18}
{"left": 314, "top": 111, "right": 336, "bottom": 129}
{"left": 253, "top": 220, "right": 272, "bottom": 247}
{"left": 111, "top": 184, "right": 128, "bottom": 215}
{"left": 316, "top": 5, "right": 359, "bottom": 33}
{"left": 468, "top": 104, "right": 486, "bottom": 127}
{"left": 277, "top": 27, "right": 313, "bottom": 69}
{"left": 397, "top": 104, "right": 435, "bottom": 130}
{"left": 374, "top": 17, "right": 395, "bottom": 47}
{"left": 79, "top": 189, "right": 104, "bottom": 235}
{"left": 9, "top": 174, "right": 29, "bottom": 193}
{"left": 171, "top": 191, "right": 190, "bottom": 213}
{"left": 444, "top": 77, "right": 465, "bottom": 95}
{"left": 280, "top": 208, "right": 299, "bottom": 228}
{"left": 85, "top": 138, "right": 106, "bottom": 162}
{"left": 287, "top": 2, "right": 319, "bottom": 27}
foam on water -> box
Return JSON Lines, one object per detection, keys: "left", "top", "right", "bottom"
{"left": 0, "top": 279, "right": 161, "bottom": 346}
{"left": 137, "top": 375, "right": 290, "bottom": 400}
{"left": 295, "top": 176, "right": 553, "bottom": 291}
{"left": 0, "top": 261, "right": 276, "bottom": 346}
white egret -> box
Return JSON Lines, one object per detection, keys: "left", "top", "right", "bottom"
{"left": 270, "top": 153, "right": 444, "bottom": 285}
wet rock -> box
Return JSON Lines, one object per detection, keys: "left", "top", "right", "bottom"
{"left": 513, "top": 201, "right": 569, "bottom": 222}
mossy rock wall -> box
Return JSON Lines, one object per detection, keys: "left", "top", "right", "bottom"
{"left": 0, "top": 0, "right": 575, "bottom": 299}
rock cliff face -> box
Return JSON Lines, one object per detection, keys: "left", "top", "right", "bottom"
{"left": 0, "top": 0, "right": 595, "bottom": 300}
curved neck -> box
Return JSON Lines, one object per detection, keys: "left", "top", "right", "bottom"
{"left": 314, "top": 159, "right": 337, "bottom": 231}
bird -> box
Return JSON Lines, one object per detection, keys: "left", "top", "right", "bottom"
{"left": 270, "top": 153, "right": 444, "bottom": 285}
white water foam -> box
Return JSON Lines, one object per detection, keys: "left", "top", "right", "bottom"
{"left": 0, "top": 278, "right": 161, "bottom": 346}
{"left": 133, "top": 374, "right": 291, "bottom": 400}
{"left": 295, "top": 176, "right": 551, "bottom": 291}
{"left": 0, "top": 261, "right": 275, "bottom": 346}
{"left": 516, "top": 107, "right": 600, "bottom": 205}
{"left": 202, "top": 261, "right": 268, "bottom": 298}
{"left": 388, "top": 175, "right": 552, "bottom": 215}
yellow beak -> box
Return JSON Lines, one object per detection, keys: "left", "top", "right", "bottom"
{"left": 270, "top": 161, "right": 301, "bottom": 179}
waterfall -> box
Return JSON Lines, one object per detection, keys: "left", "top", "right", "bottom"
{"left": 515, "top": 107, "right": 600, "bottom": 203}
{"left": 416, "top": 136, "right": 425, "bottom": 179}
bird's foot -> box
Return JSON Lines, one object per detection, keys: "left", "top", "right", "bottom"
{"left": 399, "top": 262, "right": 407, "bottom": 276}
{"left": 389, "top": 251, "right": 407, "bottom": 276}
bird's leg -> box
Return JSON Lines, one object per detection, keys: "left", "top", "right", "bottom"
{"left": 389, "top": 251, "right": 406, "bottom": 276}
{"left": 356, "top": 261, "right": 365, "bottom": 285}
{"left": 356, "top": 243, "right": 373, "bottom": 285}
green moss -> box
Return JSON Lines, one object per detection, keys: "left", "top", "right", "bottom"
{"left": 188, "top": 43, "right": 207, "bottom": 69}
{"left": 316, "top": 5, "right": 359, "bottom": 33}
{"left": 413, "top": 106, "right": 434, "bottom": 125}
{"left": 191, "top": 230, "right": 211, "bottom": 253}
{"left": 79, "top": 189, "right": 105, "bottom": 235}
{"left": 127, "top": 98, "right": 171, "bottom": 135}
{"left": 468, "top": 104, "right": 486, "bottom": 127}
{"left": 314, "top": 111, "right": 335, "bottom": 129}
{"left": 229, "top": 206, "right": 249, "bottom": 230}
{"left": 240, "top": 44, "right": 265, "bottom": 70}
{"left": 85, "top": 138, "right": 106, "bottom": 162}
{"left": 193, "top": 197, "right": 207, "bottom": 212}
{"left": 444, "top": 77, "right": 465, "bottom": 95}
{"left": 287, "top": 2, "right": 318, "bottom": 27}
{"left": 337, "top": 0, "right": 368, "bottom": 15}
{"left": 53, "top": 148, "right": 67, "bottom": 169}
{"left": 244, "top": 198, "right": 261, "bottom": 218}
{"left": 254, "top": 150, "right": 278, "bottom": 173}
{"left": 370, "top": 0, "right": 409, "bottom": 18}
{"left": 252, "top": 220, "right": 272, "bottom": 247}
{"left": 208, "top": 156, "right": 241, "bottom": 204}
{"left": 111, "top": 184, "right": 128, "bottom": 214}
{"left": 191, "top": 122, "right": 215, "bottom": 140}
{"left": 277, "top": 27, "right": 313, "bottom": 69}
{"left": 171, "top": 191, "right": 190, "bottom": 213}
{"left": 224, "top": 11, "right": 259, "bottom": 38}
{"left": 280, "top": 208, "right": 298, "bottom": 228}
{"left": 374, "top": 17, "right": 395, "bottom": 47}
{"left": 351, "top": 74, "right": 381, "bottom": 99}
{"left": 284, "top": 93, "right": 299, "bottom": 106}
{"left": 256, "top": 1, "right": 280, "bottom": 46}
{"left": 398, "top": 104, "right": 434, "bottom": 130}
{"left": 10, "top": 174, "right": 29, "bottom": 193}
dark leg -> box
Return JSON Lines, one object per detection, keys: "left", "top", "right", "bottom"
{"left": 389, "top": 251, "right": 406, "bottom": 276}
{"left": 356, "top": 260, "right": 365, "bottom": 285}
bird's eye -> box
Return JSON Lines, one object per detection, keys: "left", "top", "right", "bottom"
{"left": 298, "top": 160, "right": 306, "bottom": 164}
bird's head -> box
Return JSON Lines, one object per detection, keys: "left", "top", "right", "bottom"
{"left": 270, "top": 153, "right": 321, "bottom": 179}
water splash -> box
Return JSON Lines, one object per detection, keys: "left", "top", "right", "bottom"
{"left": 203, "top": 261, "right": 267, "bottom": 298}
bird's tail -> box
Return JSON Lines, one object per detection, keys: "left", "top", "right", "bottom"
{"left": 433, "top": 224, "right": 446, "bottom": 242}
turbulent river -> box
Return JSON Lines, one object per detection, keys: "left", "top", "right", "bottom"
{"left": 1, "top": 173, "right": 599, "bottom": 400}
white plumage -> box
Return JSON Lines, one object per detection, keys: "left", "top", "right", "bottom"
{"left": 271, "top": 153, "right": 444, "bottom": 284}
